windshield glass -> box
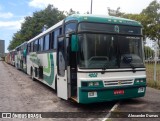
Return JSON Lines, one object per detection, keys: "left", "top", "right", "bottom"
{"left": 78, "top": 34, "right": 144, "bottom": 69}
{"left": 118, "top": 36, "right": 144, "bottom": 68}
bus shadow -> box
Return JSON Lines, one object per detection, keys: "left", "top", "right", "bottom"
{"left": 120, "top": 98, "right": 146, "bottom": 105}
{"left": 59, "top": 98, "right": 118, "bottom": 112}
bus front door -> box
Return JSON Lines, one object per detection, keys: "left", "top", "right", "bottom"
{"left": 57, "top": 36, "right": 68, "bottom": 100}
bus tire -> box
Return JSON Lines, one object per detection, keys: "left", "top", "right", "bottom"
{"left": 55, "top": 75, "right": 57, "bottom": 93}
{"left": 31, "top": 67, "right": 35, "bottom": 81}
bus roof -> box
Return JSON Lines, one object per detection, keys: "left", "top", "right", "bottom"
{"left": 65, "top": 14, "right": 142, "bottom": 27}
{"left": 27, "top": 14, "right": 142, "bottom": 43}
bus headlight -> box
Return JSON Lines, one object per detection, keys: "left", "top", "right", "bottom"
{"left": 88, "top": 82, "right": 94, "bottom": 86}
{"left": 134, "top": 79, "right": 146, "bottom": 84}
{"left": 88, "top": 82, "right": 100, "bottom": 86}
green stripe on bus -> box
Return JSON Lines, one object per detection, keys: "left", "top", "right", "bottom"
{"left": 43, "top": 53, "right": 54, "bottom": 85}
{"left": 43, "top": 53, "right": 51, "bottom": 74}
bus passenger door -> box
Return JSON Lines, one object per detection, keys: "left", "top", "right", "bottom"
{"left": 57, "top": 36, "right": 68, "bottom": 100}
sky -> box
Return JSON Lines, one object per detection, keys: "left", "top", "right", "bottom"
{"left": 0, "top": 0, "right": 156, "bottom": 52}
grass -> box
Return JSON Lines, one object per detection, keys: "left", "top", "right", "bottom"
{"left": 145, "top": 63, "right": 160, "bottom": 90}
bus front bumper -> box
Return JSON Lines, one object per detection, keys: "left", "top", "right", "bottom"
{"left": 78, "top": 85, "right": 146, "bottom": 104}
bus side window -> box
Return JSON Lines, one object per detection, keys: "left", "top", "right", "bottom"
{"left": 33, "top": 41, "right": 35, "bottom": 52}
{"left": 58, "top": 37, "right": 65, "bottom": 76}
{"left": 54, "top": 29, "right": 60, "bottom": 49}
{"left": 31, "top": 42, "right": 34, "bottom": 52}
{"left": 51, "top": 31, "right": 54, "bottom": 49}
{"left": 60, "top": 27, "right": 62, "bottom": 34}
{"left": 49, "top": 32, "right": 53, "bottom": 49}
{"left": 34, "top": 39, "right": 39, "bottom": 52}
{"left": 27, "top": 43, "right": 30, "bottom": 53}
{"left": 65, "top": 22, "right": 76, "bottom": 33}
{"left": 39, "top": 37, "right": 43, "bottom": 51}
{"left": 44, "top": 34, "right": 50, "bottom": 51}
{"left": 33, "top": 42, "right": 35, "bottom": 52}
{"left": 37, "top": 39, "right": 40, "bottom": 52}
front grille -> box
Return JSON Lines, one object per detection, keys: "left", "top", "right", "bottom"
{"left": 104, "top": 80, "right": 134, "bottom": 87}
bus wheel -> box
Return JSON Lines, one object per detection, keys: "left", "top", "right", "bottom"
{"left": 55, "top": 75, "right": 57, "bottom": 93}
{"left": 31, "top": 68, "right": 35, "bottom": 81}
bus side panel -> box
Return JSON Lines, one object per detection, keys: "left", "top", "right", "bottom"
{"left": 27, "top": 52, "right": 57, "bottom": 90}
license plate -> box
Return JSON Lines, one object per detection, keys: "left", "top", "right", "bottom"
{"left": 138, "top": 87, "right": 145, "bottom": 93}
{"left": 114, "top": 90, "right": 124, "bottom": 95}
{"left": 88, "top": 92, "right": 97, "bottom": 98}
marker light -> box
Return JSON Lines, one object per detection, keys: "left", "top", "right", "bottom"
{"left": 94, "top": 82, "right": 99, "bottom": 86}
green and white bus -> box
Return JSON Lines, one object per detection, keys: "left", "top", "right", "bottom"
{"left": 9, "top": 49, "right": 16, "bottom": 66}
{"left": 15, "top": 41, "right": 27, "bottom": 72}
{"left": 27, "top": 14, "right": 146, "bottom": 104}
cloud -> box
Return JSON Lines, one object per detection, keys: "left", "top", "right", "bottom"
{"left": 28, "top": 0, "right": 153, "bottom": 14}
{"left": 0, "top": 12, "right": 14, "bottom": 19}
{"left": 29, "top": 0, "right": 91, "bottom": 13}
{"left": 29, "top": 0, "right": 53, "bottom": 9}
{"left": 0, "top": 19, "right": 24, "bottom": 30}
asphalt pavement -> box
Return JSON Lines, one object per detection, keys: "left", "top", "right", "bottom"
{"left": 0, "top": 61, "right": 117, "bottom": 121}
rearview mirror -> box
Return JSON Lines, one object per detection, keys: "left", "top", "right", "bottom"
{"left": 71, "top": 35, "right": 78, "bottom": 52}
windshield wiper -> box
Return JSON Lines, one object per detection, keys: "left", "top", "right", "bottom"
{"left": 101, "top": 63, "right": 109, "bottom": 74}
{"left": 122, "top": 54, "right": 136, "bottom": 73}
{"left": 129, "top": 63, "right": 136, "bottom": 73}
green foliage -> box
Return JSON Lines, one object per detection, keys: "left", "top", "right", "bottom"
{"left": 8, "top": 5, "right": 66, "bottom": 51}
{"left": 108, "top": 0, "right": 160, "bottom": 47}
{"left": 108, "top": 7, "right": 125, "bottom": 17}
{"left": 124, "top": 1, "right": 160, "bottom": 45}
{"left": 141, "top": 0, "right": 160, "bottom": 45}
{"left": 122, "top": 14, "right": 151, "bottom": 40}
{"left": 65, "top": 8, "right": 79, "bottom": 16}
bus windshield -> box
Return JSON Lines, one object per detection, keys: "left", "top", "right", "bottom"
{"left": 78, "top": 33, "right": 144, "bottom": 69}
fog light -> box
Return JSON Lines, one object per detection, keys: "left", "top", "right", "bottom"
{"left": 94, "top": 82, "right": 99, "bottom": 86}
{"left": 138, "top": 87, "right": 145, "bottom": 93}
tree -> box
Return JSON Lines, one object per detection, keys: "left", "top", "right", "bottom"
{"left": 66, "top": 8, "right": 79, "bottom": 16}
{"left": 8, "top": 5, "right": 66, "bottom": 50}
{"left": 107, "top": 7, "right": 124, "bottom": 17}
{"left": 122, "top": 13, "right": 151, "bottom": 41}
{"left": 108, "top": 0, "right": 160, "bottom": 47}
{"left": 141, "top": 0, "right": 160, "bottom": 47}
{"left": 122, "top": 1, "right": 160, "bottom": 46}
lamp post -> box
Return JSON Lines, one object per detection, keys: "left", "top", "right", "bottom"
{"left": 90, "top": 0, "right": 93, "bottom": 14}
